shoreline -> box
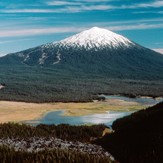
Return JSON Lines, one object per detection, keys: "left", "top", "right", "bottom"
{"left": 97, "top": 93, "right": 163, "bottom": 99}
{"left": 0, "top": 99, "right": 145, "bottom": 124}
{"left": 0, "top": 94, "right": 162, "bottom": 104}
{"left": 0, "top": 95, "right": 162, "bottom": 124}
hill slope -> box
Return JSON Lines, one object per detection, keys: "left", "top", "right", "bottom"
{"left": 1, "top": 27, "right": 163, "bottom": 79}
{"left": 95, "top": 102, "right": 163, "bottom": 163}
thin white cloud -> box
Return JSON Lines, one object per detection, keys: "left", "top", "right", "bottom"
{"left": 0, "top": 38, "right": 33, "bottom": 44}
{"left": 1, "top": 18, "right": 162, "bottom": 38}
{"left": 47, "top": 1, "right": 81, "bottom": 6}
{"left": 1, "top": 9, "right": 62, "bottom": 13}
{"left": 0, "top": 27, "right": 86, "bottom": 38}
{"left": 78, "top": 0, "right": 110, "bottom": 2}
{"left": 89, "top": 18, "right": 163, "bottom": 27}
{"left": 133, "top": 11, "right": 153, "bottom": 14}
{"left": 1, "top": 5, "right": 114, "bottom": 13}
{"left": 69, "top": 5, "right": 113, "bottom": 11}
{"left": 47, "top": 0, "right": 110, "bottom": 5}
{"left": 1, "top": 8, "right": 88, "bottom": 13}
{"left": 153, "top": 48, "right": 163, "bottom": 54}
{"left": 154, "top": 42, "right": 163, "bottom": 45}
{"left": 0, "top": 23, "right": 163, "bottom": 38}
{"left": 116, "top": 1, "right": 163, "bottom": 9}
{"left": 133, "top": 11, "right": 162, "bottom": 14}
{"left": 137, "top": 1, "right": 163, "bottom": 8}
{"left": 1, "top": 1, "right": 163, "bottom": 14}
{"left": 109, "top": 23, "right": 163, "bottom": 31}
{"left": 0, "top": 53, "right": 6, "bottom": 57}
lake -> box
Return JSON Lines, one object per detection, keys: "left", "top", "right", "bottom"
{"left": 25, "top": 95, "right": 163, "bottom": 126}
{"left": 99, "top": 94, "right": 163, "bottom": 105}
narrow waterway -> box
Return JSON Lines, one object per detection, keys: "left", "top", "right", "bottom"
{"left": 25, "top": 95, "right": 163, "bottom": 126}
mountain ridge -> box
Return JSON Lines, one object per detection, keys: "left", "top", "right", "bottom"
{"left": 2, "top": 27, "right": 163, "bottom": 67}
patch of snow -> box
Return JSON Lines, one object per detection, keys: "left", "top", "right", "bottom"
{"left": 55, "top": 27, "right": 135, "bottom": 50}
{"left": 42, "top": 43, "right": 54, "bottom": 49}
{"left": 23, "top": 49, "right": 39, "bottom": 62}
{"left": 0, "top": 84, "right": 5, "bottom": 90}
{"left": 16, "top": 53, "right": 24, "bottom": 57}
{"left": 39, "top": 49, "right": 48, "bottom": 64}
{"left": 53, "top": 50, "right": 61, "bottom": 64}
{"left": 153, "top": 48, "right": 163, "bottom": 54}
{"left": 24, "top": 54, "right": 30, "bottom": 62}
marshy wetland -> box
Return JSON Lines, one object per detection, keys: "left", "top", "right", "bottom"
{"left": 0, "top": 95, "right": 162, "bottom": 125}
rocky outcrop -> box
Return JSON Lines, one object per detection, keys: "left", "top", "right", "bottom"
{"left": 0, "top": 137, "right": 115, "bottom": 161}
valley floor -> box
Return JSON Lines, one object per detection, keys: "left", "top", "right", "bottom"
{"left": 0, "top": 98, "right": 144, "bottom": 123}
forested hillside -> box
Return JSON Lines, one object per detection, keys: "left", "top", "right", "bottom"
{"left": 95, "top": 102, "right": 163, "bottom": 163}
{"left": 0, "top": 64, "right": 163, "bottom": 102}
{"left": 0, "top": 123, "right": 115, "bottom": 163}
{"left": 0, "top": 27, "right": 163, "bottom": 102}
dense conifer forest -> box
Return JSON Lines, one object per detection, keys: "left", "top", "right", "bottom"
{"left": 0, "top": 123, "right": 116, "bottom": 162}
{"left": 95, "top": 102, "right": 163, "bottom": 163}
{"left": 0, "top": 64, "right": 163, "bottom": 102}
{"left": 0, "top": 146, "right": 113, "bottom": 163}
{"left": 0, "top": 123, "right": 106, "bottom": 142}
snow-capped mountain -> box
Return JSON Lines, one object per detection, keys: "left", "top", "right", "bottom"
{"left": 1, "top": 26, "right": 163, "bottom": 80}
{"left": 0, "top": 27, "right": 163, "bottom": 102}
{"left": 4, "top": 27, "right": 140, "bottom": 66}
{"left": 55, "top": 27, "right": 135, "bottom": 50}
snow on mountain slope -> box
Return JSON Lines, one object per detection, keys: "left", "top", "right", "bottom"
{"left": 55, "top": 27, "right": 135, "bottom": 50}
{"left": 4, "top": 26, "right": 163, "bottom": 67}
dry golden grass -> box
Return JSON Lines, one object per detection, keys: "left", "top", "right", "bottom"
{"left": 0, "top": 99, "right": 145, "bottom": 123}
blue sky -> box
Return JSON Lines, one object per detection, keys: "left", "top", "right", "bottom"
{"left": 0, "top": 0, "right": 163, "bottom": 56}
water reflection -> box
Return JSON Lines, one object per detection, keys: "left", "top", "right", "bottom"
{"left": 25, "top": 95, "right": 163, "bottom": 126}
{"left": 99, "top": 95, "right": 163, "bottom": 105}
{"left": 26, "top": 111, "right": 132, "bottom": 127}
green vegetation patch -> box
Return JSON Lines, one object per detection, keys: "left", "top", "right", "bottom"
{"left": 0, "top": 123, "right": 106, "bottom": 142}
